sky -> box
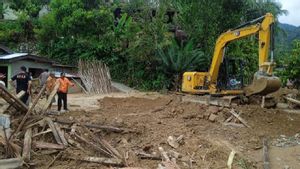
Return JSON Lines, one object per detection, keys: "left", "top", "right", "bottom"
{"left": 278, "top": 0, "right": 300, "bottom": 26}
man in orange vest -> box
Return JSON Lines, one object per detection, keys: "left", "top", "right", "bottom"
{"left": 46, "top": 72, "right": 56, "bottom": 109}
{"left": 57, "top": 73, "right": 74, "bottom": 112}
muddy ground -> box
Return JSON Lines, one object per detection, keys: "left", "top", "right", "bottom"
{"left": 24, "top": 92, "right": 300, "bottom": 169}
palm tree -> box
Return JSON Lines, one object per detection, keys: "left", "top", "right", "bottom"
{"left": 157, "top": 40, "right": 207, "bottom": 91}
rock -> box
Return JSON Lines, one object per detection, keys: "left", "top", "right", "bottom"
{"left": 283, "top": 165, "right": 290, "bottom": 169}
{"left": 276, "top": 103, "right": 289, "bottom": 109}
{"left": 203, "top": 112, "right": 211, "bottom": 120}
{"left": 209, "top": 114, "right": 218, "bottom": 122}
{"left": 197, "top": 114, "right": 204, "bottom": 119}
{"left": 167, "top": 136, "right": 179, "bottom": 148}
{"left": 208, "top": 106, "right": 219, "bottom": 114}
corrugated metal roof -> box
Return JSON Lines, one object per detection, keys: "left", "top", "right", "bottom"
{"left": 0, "top": 53, "right": 28, "bottom": 59}
{"left": 53, "top": 71, "right": 78, "bottom": 78}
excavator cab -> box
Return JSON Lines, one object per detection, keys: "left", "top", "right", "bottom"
{"left": 217, "top": 57, "right": 244, "bottom": 91}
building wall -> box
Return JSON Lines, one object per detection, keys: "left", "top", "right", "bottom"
{"left": 11, "top": 60, "right": 53, "bottom": 76}
{"left": 3, "top": 2, "right": 18, "bottom": 20}
{"left": 10, "top": 60, "right": 82, "bottom": 93}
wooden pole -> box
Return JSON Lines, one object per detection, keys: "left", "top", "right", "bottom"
{"left": 10, "top": 85, "right": 46, "bottom": 140}
{"left": 263, "top": 138, "right": 270, "bottom": 169}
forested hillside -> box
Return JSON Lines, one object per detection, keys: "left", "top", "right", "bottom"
{"left": 1, "top": 0, "right": 300, "bottom": 89}
{"left": 277, "top": 23, "right": 300, "bottom": 48}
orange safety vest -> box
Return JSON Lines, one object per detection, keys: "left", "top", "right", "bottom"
{"left": 58, "top": 77, "right": 73, "bottom": 93}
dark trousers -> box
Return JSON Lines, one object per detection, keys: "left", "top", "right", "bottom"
{"left": 17, "top": 89, "right": 29, "bottom": 105}
{"left": 57, "top": 92, "right": 68, "bottom": 111}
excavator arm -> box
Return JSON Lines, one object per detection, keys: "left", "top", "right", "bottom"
{"left": 209, "top": 13, "right": 274, "bottom": 87}
{"left": 182, "top": 13, "right": 281, "bottom": 96}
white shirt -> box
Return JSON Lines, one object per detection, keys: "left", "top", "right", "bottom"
{"left": 0, "top": 80, "right": 5, "bottom": 88}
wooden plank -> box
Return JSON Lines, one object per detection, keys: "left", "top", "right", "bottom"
{"left": 3, "top": 91, "right": 26, "bottom": 114}
{"left": 22, "top": 128, "right": 32, "bottom": 161}
{"left": 54, "top": 118, "right": 125, "bottom": 133}
{"left": 73, "top": 132, "right": 112, "bottom": 157}
{"left": 66, "top": 156, "right": 123, "bottom": 166}
{"left": 227, "top": 150, "right": 236, "bottom": 169}
{"left": 0, "top": 158, "right": 23, "bottom": 169}
{"left": 53, "top": 122, "right": 68, "bottom": 146}
{"left": 10, "top": 85, "right": 46, "bottom": 140}
{"left": 32, "top": 129, "right": 52, "bottom": 138}
{"left": 136, "top": 152, "right": 161, "bottom": 160}
{"left": 284, "top": 96, "right": 300, "bottom": 106}
{"left": 24, "top": 119, "right": 46, "bottom": 130}
{"left": 16, "top": 91, "right": 26, "bottom": 99}
{"left": 229, "top": 109, "right": 250, "bottom": 128}
{"left": 81, "top": 125, "right": 122, "bottom": 159}
{"left": 0, "top": 86, "right": 28, "bottom": 113}
{"left": 45, "top": 118, "right": 62, "bottom": 145}
{"left": 263, "top": 139, "right": 270, "bottom": 169}
{"left": 34, "top": 141, "right": 65, "bottom": 149}
{"left": 42, "top": 82, "right": 59, "bottom": 112}
{"left": 70, "top": 77, "right": 88, "bottom": 94}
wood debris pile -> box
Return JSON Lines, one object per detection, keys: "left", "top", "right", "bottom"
{"left": 0, "top": 85, "right": 131, "bottom": 168}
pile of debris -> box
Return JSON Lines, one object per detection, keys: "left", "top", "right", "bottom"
{"left": 0, "top": 84, "right": 135, "bottom": 168}
{"left": 272, "top": 133, "right": 300, "bottom": 147}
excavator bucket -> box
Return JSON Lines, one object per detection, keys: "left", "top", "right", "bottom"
{"left": 244, "top": 74, "right": 281, "bottom": 96}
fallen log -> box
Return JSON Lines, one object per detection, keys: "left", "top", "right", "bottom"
{"left": 34, "top": 141, "right": 65, "bottom": 150}
{"left": 22, "top": 128, "right": 32, "bottom": 161}
{"left": 66, "top": 156, "right": 123, "bottom": 166}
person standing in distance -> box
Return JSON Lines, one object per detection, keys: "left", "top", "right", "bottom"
{"left": 10, "top": 66, "right": 32, "bottom": 104}
{"left": 46, "top": 72, "right": 56, "bottom": 109}
{"left": 57, "top": 73, "right": 74, "bottom": 112}
{"left": 0, "top": 73, "right": 6, "bottom": 88}
{"left": 39, "top": 69, "right": 49, "bottom": 86}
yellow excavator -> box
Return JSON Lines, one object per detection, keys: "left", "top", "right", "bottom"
{"left": 182, "top": 13, "right": 281, "bottom": 96}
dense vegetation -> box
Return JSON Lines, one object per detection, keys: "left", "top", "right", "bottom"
{"left": 1, "top": 0, "right": 299, "bottom": 90}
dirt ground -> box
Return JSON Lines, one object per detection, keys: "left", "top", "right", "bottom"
{"left": 25, "top": 91, "right": 300, "bottom": 169}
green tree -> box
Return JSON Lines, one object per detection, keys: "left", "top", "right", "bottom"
{"left": 279, "top": 40, "right": 300, "bottom": 87}
{"left": 36, "top": 0, "right": 115, "bottom": 64}
{"left": 158, "top": 40, "right": 207, "bottom": 90}
{"left": 9, "top": 0, "right": 50, "bottom": 18}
